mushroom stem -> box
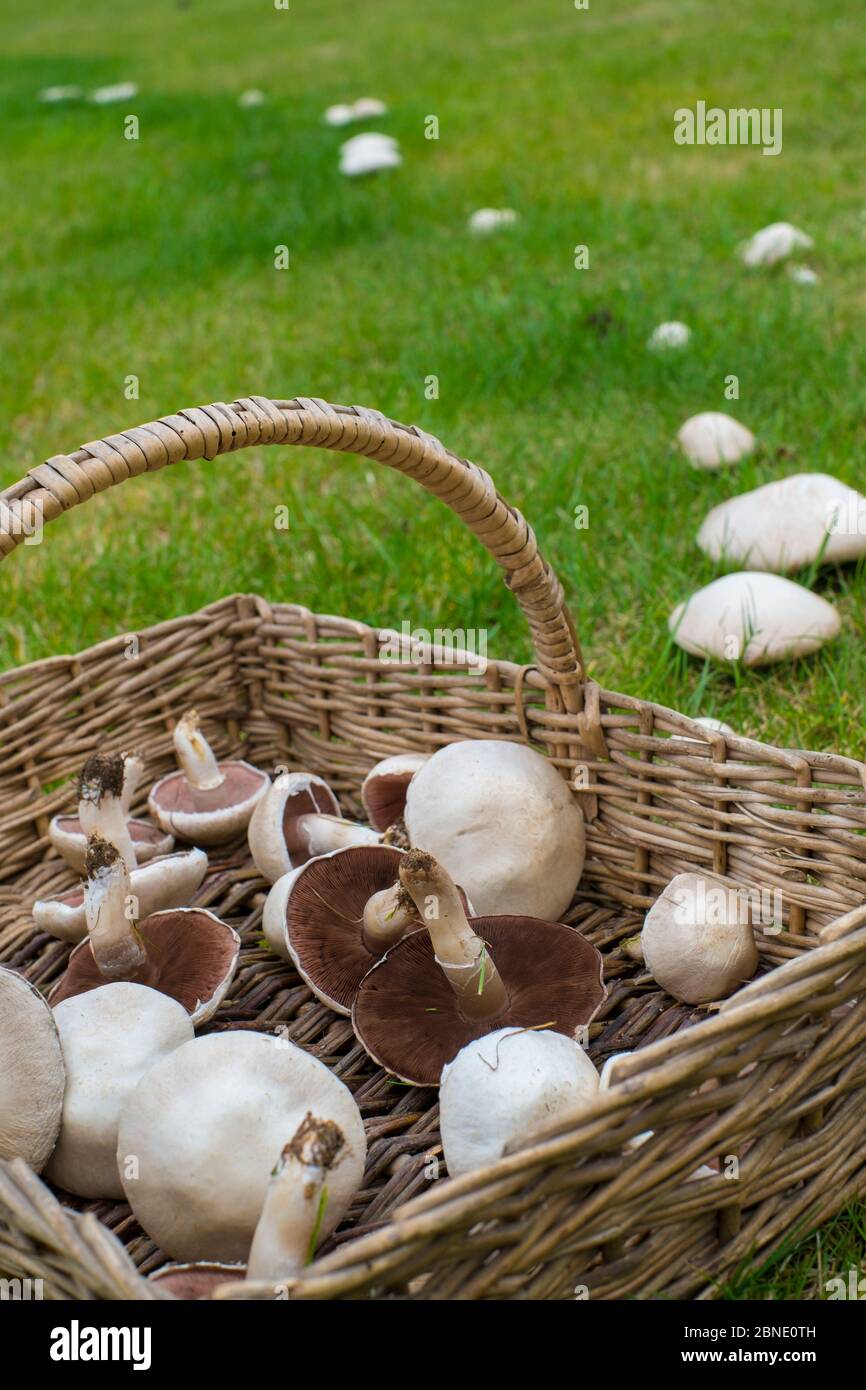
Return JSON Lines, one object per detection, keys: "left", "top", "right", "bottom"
{"left": 84, "top": 836, "right": 149, "bottom": 982}
{"left": 294, "top": 813, "right": 381, "bottom": 859}
{"left": 173, "top": 711, "right": 226, "bottom": 792}
{"left": 246, "top": 1114, "right": 345, "bottom": 1282}
{"left": 78, "top": 754, "right": 139, "bottom": 870}
{"left": 361, "top": 884, "right": 417, "bottom": 954}
{"left": 399, "top": 851, "right": 508, "bottom": 1021}
{"left": 119, "top": 752, "right": 145, "bottom": 815}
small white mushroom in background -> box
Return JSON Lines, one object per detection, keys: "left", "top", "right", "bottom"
{"left": 352, "top": 97, "right": 388, "bottom": 119}
{"left": 117, "top": 1030, "right": 366, "bottom": 1263}
{"left": 339, "top": 132, "right": 401, "bottom": 176}
{"left": 148, "top": 709, "right": 269, "bottom": 845}
{"left": 0, "top": 967, "right": 65, "bottom": 1172}
{"left": 639, "top": 872, "right": 758, "bottom": 1004}
{"left": 697, "top": 474, "right": 866, "bottom": 574}
{"left": 647, "top": 321, "right": 691, "bottom": 351}
{"left": 248, "top": 771, "right": 379, "bottom": 884}
{"left": 600, "top": 1052, "right": 716, "bottom": 1178}
{"left": 691, "top": 717, "right": 735, "bottom": 737}
{"left": 738, "top": 222, "right": 813, "bottom": 268}
{"left": 676, "top": 412, "right": 755, "bottom": 470}
{"left": 440, "top": 1028, "right": 600, "bottom": 1177}
{"left": 669, "top": 571, "right": 840, "bottom": 667}
{"left": 39, "top": 85, "right": 82, "bottom": 103}
{"left": 88, "top": 82, "right": 138, "bottom": 104}
{"left": 324, "top": 103, "right": 355, "bottom": 126}
{"left": 46, "top": 983, "right": 194, "bottom": 1199}
{"left": 404, "top": 739, "right": 585, "bottom": 920}
{"left": 787, "top": 264, "right": 819, "bottom": 285}
{"left": 468, "top": 208, "right": 518, "bottom": 234}
{"left": 361, "top": 752, "right": 428, "bottom": 831}
{"left": 238, "top": 89, "right": 266, "bottom": 108}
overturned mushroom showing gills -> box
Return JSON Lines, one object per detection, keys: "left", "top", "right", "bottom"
{"left": 33, "top": 846, "right": 208, "bottom": 944}
{"left": 118, "top": 1031, "right": 366, "bottom": 1263}
{"left": 640, "top": 873, "right": 759, "bottom": 1004}
{"left": 361, "top": 754, "right": 428, "bottom": 831}
{"left": 248, "top": 771, "right": 379, "bottom": 884}
{"left": 153, "top": 1112, "right": 352, "bottom": 1298}
{"left": 49, "top": 838, "right": 239, "bottom": 1025}
{"left": 50, "top": 752, "right": 173, "bottom": 873}
{"left": 352, "top": 851, "right": 605, "bottom": 1086}
{"left": 404, "top": 740, "right": 585, "bottom": 919}
{"left": 0, "top": 967, "right": 65, "bottom": 1171}
{"left": 47, "top": 983, "right": 194, "bottom": 1199}
{"left": 148, "top": 710, "right": 269, "bottom": 845}
{"left": 263, "top": 844, "right": 472, "bottom": 1013}
{"left": 440, "top": 1028, "right": 600, "bottom": 1177}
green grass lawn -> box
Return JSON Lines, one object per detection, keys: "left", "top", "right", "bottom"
{"left": 1, "top": 0, "right": 865, "bottom": 1297}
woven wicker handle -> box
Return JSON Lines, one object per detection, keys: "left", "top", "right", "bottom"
{"left": 0, "top": 395, "right": 585, "bottom": 709}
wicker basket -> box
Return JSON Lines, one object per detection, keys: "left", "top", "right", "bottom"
{"left": 2, "top": 394, "right": 866, "bottom": 1302}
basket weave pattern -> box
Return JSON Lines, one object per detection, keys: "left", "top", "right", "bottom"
{"left": 1, "top": 397, "right": 866, "bottom": 1300}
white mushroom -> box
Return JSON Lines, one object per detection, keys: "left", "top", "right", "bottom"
{"left": 403, "top": 740, "right": 585, "bottom": 919}
{"left": 669, "top": 571, "right": 840, "bottom": 666}
{"left": 238, "top": 89, "right": 265, "bottom": 108}
{"left": 640, "top": 872, "right": 758, "bottom": 1004}
{"left": 88, "top": 82, "right": 138, "bottom": 104}
{"left": 248, "top": 771, "right": 380, "bottom": 884}
{"left": 339, "top": 132, "right": 401, "bottom": 176}
{"left": 117, "top": 1031, "right": 366, "bottom": 1263}
{"left": 0, "top": 967, "right": 65, "bottom": 1172}
{"left": 690, "top": 717, "right": 735, "bottom": 737}
{"left": 440, "top": 1028, "right": 600, "bottom": 1177}
{"left": 647, "top": 321, "right": 690, "bottom": 350}
{"left": 697, "top": 473, "right": 866, "bottom": 573}
{"left": 468, "top": 208, "right": 518, "bottom": 234}
{"left": 739, "top": 222, "right": 813, "bottom": 268}
{"left": 788, "top": 264, "right": 819, "bottom": 285}
{"left": 360, "top": 753, "right": 428, "bottom": 831}
{"left": 39, "top": 85, "right": 82, "bottom": 103}
{"left": 676, "top": 413, "right": 755, "bottom": 470}
{"left": 33, "top": 846, "right": 208, "bottom": 944}
{"left": 47, "top": 983, "right": 193, "bottom": 1199}
{"left": 148, "top": 710, "right": 269, "bottom": 845}
{"left": 49, "top": 751, "right": 173, "bottom": 874}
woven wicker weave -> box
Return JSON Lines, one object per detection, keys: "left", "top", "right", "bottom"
{"left": 1, "top": 395, "right": 866, "bottom": 1301}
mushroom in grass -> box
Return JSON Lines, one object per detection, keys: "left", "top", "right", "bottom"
{"left": 360, "top": 754, "right": 428, "bottom": 832}
{"left": 151, "top": 1113, "right": 356, "bottom": 1298}
{"left": 49, "top": 752, "right": 173, "bottom": 874}
{"left": 263, "top": 844, "right": 473, "bottom": 1014}
{"left": 46, "top": 983, "right": 193, "bottom": 1199}
{"left": 148, "top": 710, "right": 269, "bottom": 846}
{"left": 404, "top": 740, "right": 585, "bottom": 920}
{"left": 0, "top": 967, "right": 65, "bottom": 1171}
{"left": 33, "top": 845, "right": 208, "bottom": 944}
{"left": 352, "top": 851, "right": 605, "bottom": 1086}
{"left": 248, "top": 771, "right": 379, "bottom": 884}
{"left": 636, "top": 873, "right": 759, "bottom": 1004}
{"left": 440, "top": 1027, "right": 600, "bottom": 1177}
{"left": 49, "top": 837, "right": 239, "bottom": 1026}
{"left": 118, "top": 1031, "right": 366, "bottom": 1263}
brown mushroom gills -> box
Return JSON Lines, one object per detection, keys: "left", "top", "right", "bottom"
{"left": 154, "top": 763, "right": 266, "bottom": 816}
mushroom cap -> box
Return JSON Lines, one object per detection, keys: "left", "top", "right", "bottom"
{"left": 148, "top": 761, "right": 269, "bottom": 845}
{"left": 676, "top": 412, "right": 755, "bottom": 470}
{"left": 0, "top": 967, "right": 65, "bottom": 1171}
{"left": 117, "top": 1031, "right": 366, "bottom": 1263}
{"left": 361, "top": 754, "right": 428, "bottom": 831}
{"left": 150, "top": 1263, "right": 242, "bottom": 1299}
{"left": 32, "top": 847, "right": 209, "bottom": 944}
{"left": 247, "top": 772, "right": 340, "bottom": 882}
{"left": 353, "top": 916, "right": 606, "bottom": 1086}
{"left": 48, "top": 816, "right": 174, "bottom": 874}
{"left": 641, "top": 872, "right": 759, "bottom": 1004}
{"left": 669, "top": 571, "right": 840, "bottom": 667}
{"left": 440, "top": 1028, "right": 600, "bottom": 1177}
{"left": 49, "top": 908, "right": 240, "bottom": 1025}
{"left": 264, "top": 845, "right": 472, "bottom": 1013}
{"left": 46, "top": 983, "right": 194, "bottom": 1199}
{"left": 404, "top": 740, "right": 585, "bottom": 920}
{"left": 739, "top": 221, "right": 813, "bottom": 268}
{"left": 697, "top": 473, "right": 866, "bottom": 573}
